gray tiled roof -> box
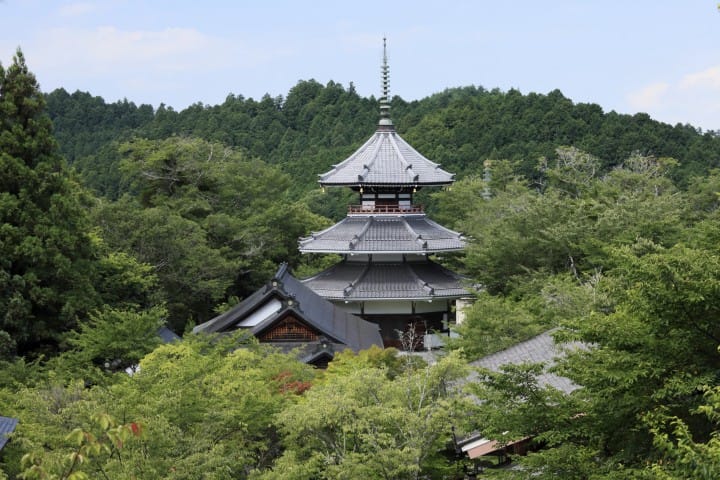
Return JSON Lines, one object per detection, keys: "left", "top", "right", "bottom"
{"left": 318, "top": 128, "right": 454, "bottom": 186}
{"left": 193, "top": 264, "right": 383, "bottom": 353}
{"left": 157, "top": 326, "right": 181, "bottom": 343}
{"left": 302, "top": 260, "right": 467, "bottom": 300}
{"left": 469, "top": 329, "right": 581, "bottom": 394}
{"left": 299, "top": 215, "right": 465, "bottom": 253}
{"left": 0, "top": 416, "right": 18, "bottom": 451}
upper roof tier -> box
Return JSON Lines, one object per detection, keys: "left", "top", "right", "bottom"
{"left": 318, "top": 127, "right": 455, "bottom": 187}
{"left": 318, "top": 38, "right": 455, "bottom": 188}
{"left": 299, "top": 214, "right": 465, "bottom": 254}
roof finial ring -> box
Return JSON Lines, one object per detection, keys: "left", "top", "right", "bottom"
{"left": 379, "top": 36, "right": 393, "bottom": 128}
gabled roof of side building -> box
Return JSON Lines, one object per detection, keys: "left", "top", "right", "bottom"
{"left": 157, "top": 326, "right": 181, "bottom": 343}
{"left": 469, "top": 329, "right": 582, "bottom": 394}
{"left": 0, "top": 416, "right": 18, "bottom": 451}
{"left": 299, "top": 214, "right": 465, "bottom": 254}
{"left": 193, "top": 263, "right": 383, "bottom": 353}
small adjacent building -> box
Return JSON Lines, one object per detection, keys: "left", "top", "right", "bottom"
{"left": 454, "top": 330, "right": 583, "bottom": 466}
{"left": 0, "top": 416, "right": 18, "bottom": 452}
{"left": 300, "top": 40, "right": 467, "bottom": 348}
{"left": 469, "top": 329, "right": 581, "bottom": 394}
{"left": 193, "top": 263, "right": 383, "bottom": 368}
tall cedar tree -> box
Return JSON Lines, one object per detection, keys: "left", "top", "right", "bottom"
{"left": 0, "top": 50, "right": 99, "bottom": 356}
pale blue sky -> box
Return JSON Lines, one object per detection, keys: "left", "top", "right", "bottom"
{"left": 1, "top": 1, "right": 719, "bottom": 131}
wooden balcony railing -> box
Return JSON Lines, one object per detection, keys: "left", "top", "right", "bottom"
{"left": 348, "top": 204, "right": 424, "bottom": 214}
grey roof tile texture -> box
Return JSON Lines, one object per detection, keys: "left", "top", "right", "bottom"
{"left": 469, "top": 329, "right": 581, "bottom": 394}
{"left": 299, "top": 215, "right": 465, "bottom": 253}
{"left": 319, "top": 129, "right": 454, "bottom": 186}
{"left": 302, "top": 260, "right": 467, "bottom": 300}
{"left": 0, "top": 416, "right": 18, "bottom": 451}
{"left": 157, "top": 326, "right": 181, "bottom": 343}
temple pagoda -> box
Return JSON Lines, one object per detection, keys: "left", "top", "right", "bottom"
{"left": 300, "top": 40, "right": 467, "bottom": 348}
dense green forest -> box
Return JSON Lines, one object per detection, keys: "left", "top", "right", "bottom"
{"left": 3, "top": 48, "right": 720, "bottom": 479}
{"left": 46, "top": 77, "right": 720, "bottom": 199}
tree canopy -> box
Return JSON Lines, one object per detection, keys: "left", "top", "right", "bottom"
{"left": 0, "top": 50, "right": 101, "bottom": 355}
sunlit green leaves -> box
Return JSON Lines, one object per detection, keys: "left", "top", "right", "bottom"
{"left": 265, "top": 352, "right": 469, "bottom": 479}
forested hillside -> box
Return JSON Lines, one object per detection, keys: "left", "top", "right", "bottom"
{"left": 3, "top": 49, "right": 720, "bottom": 479}
{"left": 41, "top": 79, "right": 720, "bottom": 332}
{"left": 46, "top": 80, "right": 720, "bottom": 201}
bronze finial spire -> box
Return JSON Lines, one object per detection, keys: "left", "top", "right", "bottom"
{"left": 379, "top": 37, "right": 393, "bottom": 128}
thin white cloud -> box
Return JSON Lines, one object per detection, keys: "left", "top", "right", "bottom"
{"left": 626, "top": 82, "right": 669, "bottom": 110}
{"left": 680, "top": 65, "right": 720, "bottom": 90}
{"left": 10, "top": 24, "right": 300, "bottom": 108}
{"left": 624, "top": 65, "right": 720, "bottom": 129}
{"left": 32, "top": 26, "right": 220, "bottom": 73}
{"left": 28, "top": 25, "right": 300, "bottom": 76}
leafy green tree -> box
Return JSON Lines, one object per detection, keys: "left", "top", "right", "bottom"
{"left": 93, "top": 198, "right": 239, "bottom": 329}
{"left": 64, "top": 305, "right": 166, "bottom": 372}
{"left": 18, "top": 413, "right": 142, "bottom": 480}
{"left": 466, "top": 242, "right": 720, "bottom": 478}
{"left": 558, "top": 243, "right": 720, "bottom": 474}
{"left": 450, "top": 292, "right": 548, "bottom": 360}
{"left": 92, "top": 136, "right": 330, "bottom": 329}
{"left": 466, "top": 362, "right": 587, "bottom": 478}
{"left": 449, "top": 149, "right": 685, "bottom": 295}
{"left": 263, "top": 352, "right": 469, "bottom": 480}
{"left": 685, "top": 168, "right": 720, "bottom": 218}
{"left": 0, "top": 50, "right": 100, "bottom": 355}
{"left": 446, "top": 147, "right": 719, "bottom": 477}
{"left": 644, "top": 385, "right": 720, "bottom": 480}
{"left": 460, "top": 180, "right": 575, "bottom": 293}
{"left": 323, "top": 345, "right": 403, "bottom": 379}
{"left": 104, "top": 335, "right": 314, "bottom": 478}
{"left": 2, "top": 333, "right": 316, "bottom": 479}
{"left": 90, "top": 234, "right": 161, "bottom": 311}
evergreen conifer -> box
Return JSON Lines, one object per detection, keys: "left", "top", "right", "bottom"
{"left": 0, "top": 50, "right": 99, "bottom": 355}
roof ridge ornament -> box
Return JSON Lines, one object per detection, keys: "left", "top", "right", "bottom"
{"left": 379, "top": 37, "right": 394, "bottom": 129}
{"left": 316, "top": 40, "right": 456, "bottom": 188}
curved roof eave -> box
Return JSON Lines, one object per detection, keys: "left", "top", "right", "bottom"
{"left": 299, "top": 247, "right": 465, "bottom": 254}
{"left": 322, "top": 294, "right": 467, "bottom": 302}
{"left": 318, "top": 180, "right": 455, "bottom": 187}
{"left": 317, "top": 129, "right": 455, "bottom": 187}
{"left": 298, "top": 214, "right": 466, "bottom": 254}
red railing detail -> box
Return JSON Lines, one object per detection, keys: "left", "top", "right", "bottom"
{"left": 348, "top": 204, "right": 424, "bottom": 214}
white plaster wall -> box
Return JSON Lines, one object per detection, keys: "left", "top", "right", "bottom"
{"left": 238, "top": 298, "right": 282, "bottom": 327}
{"left": 414, "top": 299, "right": 449, "bottom": 313}
{"left": 455, "top": 297, "right": 474, "bottom": 325}
{"left": 364, "top": 300, "right": 413, "bottom": 314}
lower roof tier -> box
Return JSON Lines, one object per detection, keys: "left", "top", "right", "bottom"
{"left": 299, "top": 214, "right": 465, "bottom": 254}
{"left": 301, "top": 259, "right": 467, "bottom": 301}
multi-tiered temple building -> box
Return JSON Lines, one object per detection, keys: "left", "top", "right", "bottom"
{"left": 300, "top": 41, "right": 467, "bottom": 348}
